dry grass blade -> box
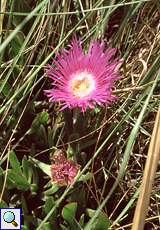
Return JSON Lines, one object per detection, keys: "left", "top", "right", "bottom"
{"left": 131, "top": 103, "right": 160, "bottom": 230}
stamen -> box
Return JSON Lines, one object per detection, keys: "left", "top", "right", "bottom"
{"left": 69, "top": 70, "right": 95, "bottom": 99}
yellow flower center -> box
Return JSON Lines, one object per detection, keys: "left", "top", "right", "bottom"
{"left": 69, "top": 70, "right": 95, "bottom": 99}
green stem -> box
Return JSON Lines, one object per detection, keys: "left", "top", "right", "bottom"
{"left": 0, "top": 0, "right": 16, "bottom": 67}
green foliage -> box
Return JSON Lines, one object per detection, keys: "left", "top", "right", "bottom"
{"left": 4, "top": 169, "right": 30, "bottom": 190}
{"left": 9, "top": 0, "right": 31, "bottom": 28}
{"left": 29, "top": 157, "right": 51, "bottom": 178}
{"left": 61, "top": 203, "right": 77, "bottom": 229}
{"left": 9, "top": 151, "right": 23, "bottom": 174}
{"left": 44, "top": 197, "right": 58, "bottom": 227}
{"left": 60, "top": 202, "right": 110, "bottom": 230}
{"left": 85, "top": 209, "right": 110, "bottom": 230}
{"left": 28, "top": 112, "right": 48, "bottom": 135}
{"left": 67, "top": 133, "right": 80, "bottom": 158}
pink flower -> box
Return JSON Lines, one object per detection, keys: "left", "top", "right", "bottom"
{"left": 44, "top": 36, "right": 121, "bottom": 113}
{"left": 50, "top": 150, "right": 80, "bottom": 187}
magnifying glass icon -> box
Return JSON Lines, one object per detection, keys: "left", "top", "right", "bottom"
{"left": 3, "top": 211, "right": 18, "bottom": 227}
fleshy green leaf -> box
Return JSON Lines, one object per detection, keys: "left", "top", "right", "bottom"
{"left": 28, "top": 112, "right": 48, "bottom": 135}
{"left": 21, "top": 194, "right": 28, "bottom": 215}
{"left": 79, "top": 214, "right": 85, "bottom": 228}
{"left": 45, "top": 197, "right": 58, "bottom": 226}
{"left": 21, "top": 194, "right": 30, "bottom": 228}
{"left": 0, "top": 200, "right": 8, "bottom": 208}
{"left": 29, "top": 183, "right": 38, "bottom": 198}
{"left": 39, "top": 124, "right": 48, "bottom": 148}
{"left": 9, "top": 151, "right": 23, "bottom": 174}
{"left": 44, "top": 222, "right": 59, "bottom": 230}
{"left": 68, "top": 187, "right": 85, "bottom": 219}
{"left": 22, "top": 155, "right": 29, "bottom": 181}
{"left": 29, "top": 157, "right": 51, "bottom": 177}
{"left": 30, "top": 184, "right": 38, "bottom": 192}
{"left": 74, "top": 109, "right": 90, "bottom": 136}
{"left": 5, "top": 169, "right": 30, "bottom": 191}
{"left": 48, "top": 126, "right": 54, "bottom": 148}
{"left": 24, "top": 215, "right": 45, "bottom": 229}
{"left": 8, "top": 32, "right": 23, "bottom": 59}
{"left": 45, "top": 197, "right": 56, "bottom": 215}
{"left": 85, "top": 209, "right": 110, "bottom": 230}
{"left": 44, "top": 184, "right": 59, "bottom": 196}
{"left": 30, "top": 144, "right": 36, "bottom": 157}
{"left": 93, "top": 212, "right": 110, "bottom": 230}
{"left": 10, "top": 0, "right": 31, "bottom": 26}
{"left": 21, "top": 226, "right": 28, "bottom": 230}
{"left": 61, "top": 203, "right": 77, "bottom": 228}
{"left": 0, "top": 81, "right": 13, "bottom": 98}
{"left": 77, "top": 172, "right": 92, "bottom": 181}
{"left": 67, "top": 133, "right": 80, "bottom": 158}
{"left": 60, "top": 224, "right": 68, "bottom": 230}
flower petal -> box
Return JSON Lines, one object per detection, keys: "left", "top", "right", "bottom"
{"left": 44, "top": 36, "right": 122, "bottom": 113}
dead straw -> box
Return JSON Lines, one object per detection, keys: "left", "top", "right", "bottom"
{"left": 131, "top": 103, "right": 160, "bottom": 230}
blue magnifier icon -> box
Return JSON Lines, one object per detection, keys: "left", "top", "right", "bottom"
{"left": 3, "top": 211, "right": 18, "bottom": 227}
